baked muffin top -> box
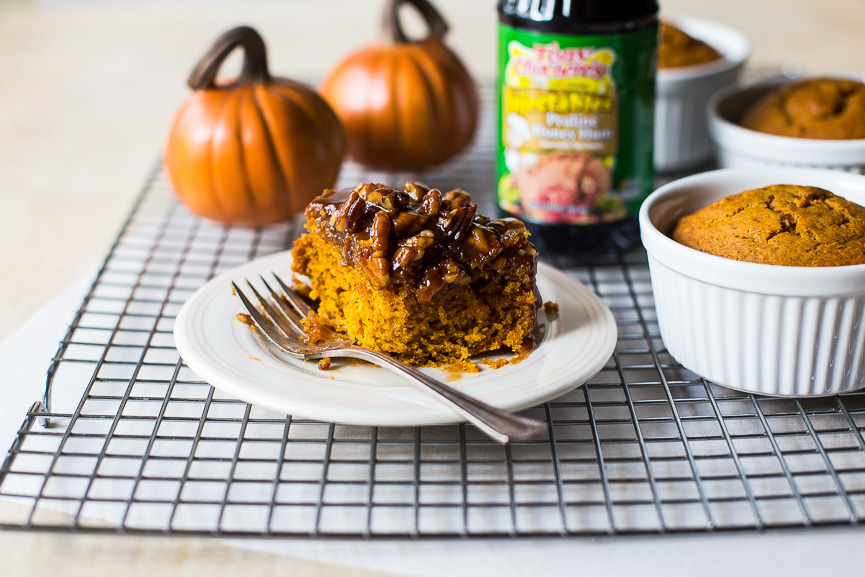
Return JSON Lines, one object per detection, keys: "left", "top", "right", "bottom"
{"left": 671, "top": 184, "right": 865, "bottom": 266}
{"left": 740, "top": 78, "right": 865, "bottom": 139}
{"left": 658, "top": 22, "right": 723, "bottom": 69}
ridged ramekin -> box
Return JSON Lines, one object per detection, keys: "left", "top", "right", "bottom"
{"left": 640, "top": 167, "right": 865, "bottom": 396}
{"left": 655, "top": 17, "right": 749, "bottom": 173}
{"left": 708, "top": 75, "right": 865, "bottom": 173}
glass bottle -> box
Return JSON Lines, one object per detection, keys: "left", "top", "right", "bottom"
{"left": 496, "top": 0, "right": 659, "bottom": 254}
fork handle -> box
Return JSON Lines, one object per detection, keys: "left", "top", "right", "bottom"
{"left": 347, "top": 348, "right": 548, "bottom": 443}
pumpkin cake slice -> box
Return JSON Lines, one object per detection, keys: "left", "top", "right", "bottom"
{"left": 291, "top": 182, "right": 539, "bottom": 368}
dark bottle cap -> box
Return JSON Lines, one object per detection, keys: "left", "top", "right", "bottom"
{"left": 498, "top": 0, "right": 658, "bottom": 34}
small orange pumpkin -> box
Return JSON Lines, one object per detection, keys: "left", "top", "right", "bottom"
{"left": 320, "top": 0, "right": 479, "bottom": 172}
{"left": 165, "top": 26, "right": 346, "bottom": 226}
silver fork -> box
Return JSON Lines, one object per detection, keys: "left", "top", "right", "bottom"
{"left": 231, "top": 273, "right": 548, "bottom": 444}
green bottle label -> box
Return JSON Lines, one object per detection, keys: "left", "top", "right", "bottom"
{"left": 497, "top": 22, "right": 657, "bottom": 225}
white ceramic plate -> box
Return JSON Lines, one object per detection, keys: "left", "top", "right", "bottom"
{"left": 174, "top": 250, "right": 617, "bottom": 426}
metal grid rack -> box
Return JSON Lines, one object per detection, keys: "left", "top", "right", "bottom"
{"left": 2, "top": 88, "right": 865, "bottom": 539}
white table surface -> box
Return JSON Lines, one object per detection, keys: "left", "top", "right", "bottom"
{"left": 2, "top": 0, "right": 865, "bottom": 575}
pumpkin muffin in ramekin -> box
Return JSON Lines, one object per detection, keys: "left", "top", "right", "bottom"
{"left": 708, "top": 76, "right": 865, "bottom": 172}
{"left": 658, "top": 22, "right": 723, "bottom": 69}
{"left": 654, "top": 17, "right": 749, "bottom": 173}
{"left": 640, "top": 168, "right": 865, "bottom": 397}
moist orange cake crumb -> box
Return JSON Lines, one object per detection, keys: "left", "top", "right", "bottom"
{"left": 291, "top": 182, "right": 539, "bottom": 367}
{"left": 302, "top": 310, "right": 326, "bottom": 343}
{"left": 482, "top": 358, "right": 510, "bottom": 370}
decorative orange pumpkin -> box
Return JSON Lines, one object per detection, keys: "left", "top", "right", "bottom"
{"left": 320, "top": 0, "right": 479, "bottom": 172}
{"left": 165, "top": 26, "right": 346, "bottom": 226}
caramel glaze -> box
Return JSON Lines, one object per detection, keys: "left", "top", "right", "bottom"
{"left": 514, "top": 335, "right": 538, "bottom": 363}
{"left": 306, "top": 182, "right": 539, "bottom": 314}
{"left": 236, "top": 312, "right": 254, "bottom": 325}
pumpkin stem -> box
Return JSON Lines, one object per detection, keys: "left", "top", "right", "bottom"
{"left": 384, "top": 0, "right": 449, "bottom": 44}
{"left": 187, "top": 26, "right": 271, "bottom": 90}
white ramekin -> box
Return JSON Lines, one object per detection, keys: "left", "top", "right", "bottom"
{"left": 655, "top": 17, "right": 750, "bottom": 174}
{"left": 640, "top": 167, "right": 865, "bottom": 397}
{"left": 708, "top": 75, "right": 865, "bottom": 173}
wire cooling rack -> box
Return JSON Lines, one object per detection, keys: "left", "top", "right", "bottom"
{"left": 2, "top": 86, "right": 865, "bottom": 538}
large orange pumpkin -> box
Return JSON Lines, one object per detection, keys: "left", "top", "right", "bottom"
{"left": 165, "top": 26, "right": 346, "bottom": 226}
{"left": 320, "top": 0, "right": 479, "bottom": 172}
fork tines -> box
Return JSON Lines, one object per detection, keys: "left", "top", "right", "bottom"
{"left": 232, "top": 273, "right": 318, "bottom": 359}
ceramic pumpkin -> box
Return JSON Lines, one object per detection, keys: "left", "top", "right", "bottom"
{"left": 320, "top": 0, "right": 479, "bottom": 171}
{"left": 165, "top": 26, "right": 346, "bottom": 226}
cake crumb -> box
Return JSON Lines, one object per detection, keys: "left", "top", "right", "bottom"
{"left": 249, "top": 356, "right": 262, "bottom": 362}
{"left": 452, "top": 360, "right": 479, "bottom": 373}
{"left": 236, "top": 312, "right": 254, "bottom": 325}
{"left": 483, "top": 357, "right": 510, "bottom": 369}
{"left": 442, "top": 359, "right": 478, "bottom": 378}
{"left": 543, "top": 301, "right": 559, "bottom": 315}
{"left": 317, "top": 357, "right": 332, "bottom": 370}
{"left": 304, "top": 311, "right": 326, "bottom": 343}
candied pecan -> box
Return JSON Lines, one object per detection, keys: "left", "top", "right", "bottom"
{"left": 332, "top": 189, "right": 366, "bottom": 233}
{"left": 346, "top": 198, "right": 368, "bottom": 232}
{"left": 357, "top": 183, "right": 409, "bottom": 213}
{"left": 466, "top": 225, "right": 503, "bottom": 261}
{"left": 417, "top": 266, "right": 446, "bottom": 302}
{"left": 442, "top": 189, "right": 472, "bottom": 209}
{"left": 455, "top": 204, "right": 477, "bottom": 241}
{"left": 404, "top": 181, "right": 430, "bottom": 203}
{"left": 487, "top": 218, "right": 528, "bottom": 249}
{"left": 393, "top": 211, "right": 428, "bottom": 238}
{"left": 356, "top": 182, "right": 390, "bottom": 201}
{"left": 359, "top": 212, "right": 393, "bottom": 288}
{"left": 419, "top": 189, "right": 442, "bottom": 219}
{"left": 355, "top": 183, "right": 374, "bottom": 199}
{"left": 363, "top": 189, "right": 383, "bottom": 205}
{"left": 393, "top": 230, "right": 435, "bottom": 268}
{"left": 370, "top": 211, "right": 392, "bottom": 254}
{"left": 380, "top": 191, "right": 407, "bottom": 213}
{"left": 441, "top": 260, "right": 471, "bottom": 285}
{"left": 473, "top": 213, "right": 491, "bottom": 226}
{"left": 439, "top": 205, "right": 467, "bottom": 237}
{"left": 411, "top": 229, "right": 436, "bottom": 246}
{"left": 393, "top": 247, "right": 422, "bottom": 268}
{"left": 362, "top": 255, "right": 391, "bottom": 288}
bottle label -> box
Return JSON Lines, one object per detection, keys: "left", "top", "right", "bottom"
{"left": 497, "top": 23, "right": 657, "bottom": 225}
